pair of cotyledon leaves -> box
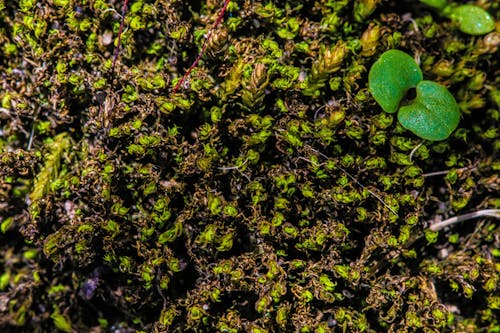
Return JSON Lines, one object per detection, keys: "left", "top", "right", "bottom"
{"left": 369, "top": 50, "right": 460, "bottom": 141}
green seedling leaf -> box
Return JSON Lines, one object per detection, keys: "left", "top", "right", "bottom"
{"left": 419, "top": 0, "right": 447, "bottom": 10}
{"left": 369, "top": 50, "right": 423, "bottom": 113}
{"left": 449, "top": 5, "right": 495, "bottom": 36}
{"left": 398, "top": 80, "right": 460, "bottom": 141}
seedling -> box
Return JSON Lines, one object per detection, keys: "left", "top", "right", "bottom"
{"left": 398, "top": 80, "right": 459, "bottom": 141}
{"left": 368, "top": 50, "right": 423, "bottom": 114}
{"left": 368, "top": 49, "right": 460, "bottom": 141}
{"left": 419, "top": 0, "right": 495, "bottom": 35}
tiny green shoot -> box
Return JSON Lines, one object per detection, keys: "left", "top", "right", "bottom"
{"left": 368, "top": 50, "right": 422, "bottom": 114}
{"left": 398, "top": 80, "right": 460, "bottom": 141}
{"left": 448, "top": 5, "right": 496, "bottom": 36}
{"left": 419, "top": 0, "right": 495, "bottom": 36}
{"left": 369, "top": 49, "right": 460, "bottom": 141}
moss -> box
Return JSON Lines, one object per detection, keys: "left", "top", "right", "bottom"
{"left": 0, "top": 0, "right": 499, "bottom": 331}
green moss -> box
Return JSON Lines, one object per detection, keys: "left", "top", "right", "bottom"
{"left": 0, "top": 0, "right": 498, "bottom": 331}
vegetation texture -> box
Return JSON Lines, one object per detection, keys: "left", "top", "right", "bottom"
{"left": 0, "top": 0, "right": 499, "bottom": 332}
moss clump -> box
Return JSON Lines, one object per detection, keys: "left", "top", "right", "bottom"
{"left": 0, "top": 0, "right": 499, "bottom": 332}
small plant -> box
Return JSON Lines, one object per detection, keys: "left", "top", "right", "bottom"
{"left": 419, "top": 0, "right": 495, "bottom": 35}
{"left": 369, "top": 49, "right": 460, "bottom": 141}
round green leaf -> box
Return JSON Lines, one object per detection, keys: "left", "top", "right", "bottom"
{"left": 398, "top": 80, "right": 460, "bottom": 141}
{"left": 450, "top": 5, "right": 495, "bottom": 36}
{"left": 369, "top": 50, "right": 423, "bottom": 113}
{"left": 419, "top": 0, "right": 447, "bottom": 10}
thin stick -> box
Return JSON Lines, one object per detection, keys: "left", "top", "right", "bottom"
{"left": 173, "top": 0, "right": 231, "bottom": 93}
{"left": 408, "top": 142, "right": 423, "bottom": 162}
{"left": 422, "top": 166, "right": 475, "bottom": 178}
{"left": 428, "top": 209, "right": 500, "bottom": 231}
{"left": 218, "top": 158, "right": 250, "bottom": 182}
{"left": 218, "top": 158, "right": 248, "bottom": 171}
{"left": 111, "top": 0, "right": 129, "bottom": 77}
{"left": 27, "top": 125, "right": 35, "bottom": 151}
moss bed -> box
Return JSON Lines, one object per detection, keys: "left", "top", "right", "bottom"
{"left": 0, "top": 0, "right": 499, "bottom": 332}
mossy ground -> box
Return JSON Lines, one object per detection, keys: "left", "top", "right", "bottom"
{"left": 0, "top": 0, "right": 499, "bottom": 332}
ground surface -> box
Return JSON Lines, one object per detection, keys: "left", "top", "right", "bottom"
{"left": 0, "top": 0, "right": 499, "bottom": 332}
